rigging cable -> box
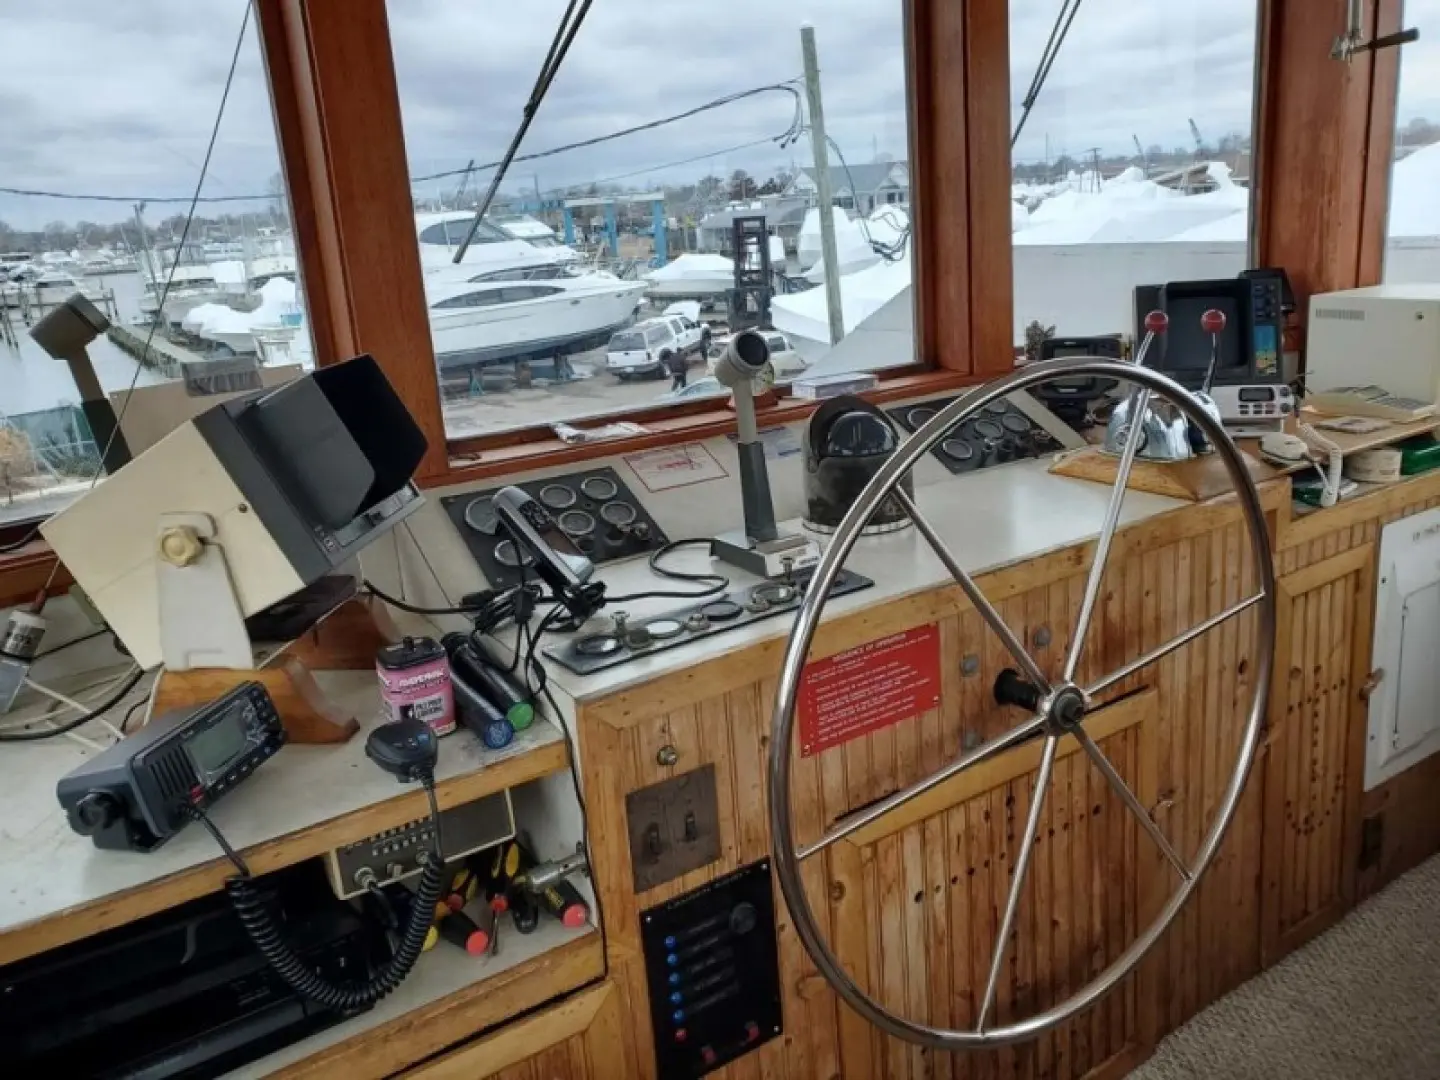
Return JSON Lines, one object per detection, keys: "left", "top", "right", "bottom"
{"left": 1011, "top": 0, "right": 1086, "bottom": 150}
{"left": 0, "top": 0, "right": 254, "bottom": 558}
{"left": 452, "top": 0, "right": 595, "bottom": 262}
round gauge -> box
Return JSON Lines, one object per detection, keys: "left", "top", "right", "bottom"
{"left": 1001, "top": 413, "right": 1031, "bottom": 434}
{"left": 646, "top": 619, "right": 685, "bottom": 640}
{"left": 906, "top": 407, "right": 938, "bottom": 429}
{"left": 493, "top": 540, "right": 534, "bottom": 568}
{"left": 941, "top": 439, "right": 975, "bottom": 462}
{"left": 580, "top": 476, "right": 618, "bottom": 501}
{"left": 539, "top": 484, "right": 576, "bottom": 510}
{"left": 984, "top": 400, "right": 1009, "bottom": 415}
{"left": 463, "top": 497, "right": 499, "bottom": 536}
{"left": 752, "top": 582, "right": 797, "bottom": 605}
{"left": 558, "top": 510, "right": 595, "bottom": 536}
{"left": 600, "top": 502, "right": 637, "bottom": 527}
{"left": 575, "top": 634, "right": 622, "bottom": 657}
{"left": 973, "top": 419, "right": 1004, "bottom": 440}
{"left": 700, "top": 600, "right": 743, "bottom": 622}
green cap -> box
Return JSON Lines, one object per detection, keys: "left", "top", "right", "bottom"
{"left": 507, "top": 702, "right": 534, "bottom": 730}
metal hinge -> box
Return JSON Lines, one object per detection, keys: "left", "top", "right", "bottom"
{"left": 1359, "top": 814, "right": 1384, "bottom": 871}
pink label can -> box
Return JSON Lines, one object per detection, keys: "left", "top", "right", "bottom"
{"left": 377, "top": 636, "right": 456, "bottom": 736}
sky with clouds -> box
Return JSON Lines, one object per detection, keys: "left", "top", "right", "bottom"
{"left": 0, "top": 0, "right": 1437, "bottom": 230}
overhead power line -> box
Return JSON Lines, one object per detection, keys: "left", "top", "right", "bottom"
{"left": 0, "top": 81, "right": 805, "bottom": 208}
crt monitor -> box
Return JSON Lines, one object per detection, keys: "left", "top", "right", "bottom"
{"left": 1135, "top": 275, "right": 1284, "bottom": 390}
{"left": 41, "top": 354, "right": 428, "bottom": 669}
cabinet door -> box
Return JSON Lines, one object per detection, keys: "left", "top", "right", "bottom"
{"left": 400, "top": 982, "right": 629, "bottom": 1080}
{"left": 1260, "top": 545, "right": 1375, "bottom": 966}
{"left": 1393, "top": 581, "right": 1440, "bottom": 757}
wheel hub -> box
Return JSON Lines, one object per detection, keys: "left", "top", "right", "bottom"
{"left": 1045, "top": 686, "right": 1086, "bottom": 734}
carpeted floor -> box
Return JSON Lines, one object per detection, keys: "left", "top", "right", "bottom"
{"left": 1130, "top": 855, "right": 1440, "bottom": 1079}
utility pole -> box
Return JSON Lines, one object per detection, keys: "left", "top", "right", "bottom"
{"left": 800, "top": 23, "right": 845, "bottom": 346}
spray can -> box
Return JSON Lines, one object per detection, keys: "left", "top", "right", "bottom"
{"left": 376, "top": 636, "right": 455, "bottom": 736}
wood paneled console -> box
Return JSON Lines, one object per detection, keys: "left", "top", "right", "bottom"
{"left": 563, "top": 470, "right": 1440, "bottom": 1080}
{"left": 8, "top": 466, "right": 1440, "bottom": 1078}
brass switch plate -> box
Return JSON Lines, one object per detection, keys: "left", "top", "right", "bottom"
{"left": 626, "top": 764, "right": 721, "bottom": 892}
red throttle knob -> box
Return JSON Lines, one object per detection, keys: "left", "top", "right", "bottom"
{"left": 1144, "top": 310, "right": 1169, "bottom": 334}
{"left": 1201, "top": 308, "right": 1226, "bottom": 334}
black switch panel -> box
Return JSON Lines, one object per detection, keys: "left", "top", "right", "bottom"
{"left": 640, "top": 859, "right": 782, "bottom": 1077}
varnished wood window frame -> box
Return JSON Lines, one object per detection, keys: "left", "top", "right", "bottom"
{"left": 0, "top": 0, "right": 1406, "bottom": 601}
{"left": 255, "top": 0, "right": 1012, "bottom": 485}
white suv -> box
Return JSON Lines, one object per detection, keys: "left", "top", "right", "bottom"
{"left": 606, "top": 315, "right": 710, "bottom": 380}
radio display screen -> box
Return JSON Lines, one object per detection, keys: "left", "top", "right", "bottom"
{"left": 1238, "top": 387, "right": 1273, "bottom": 402}
{"left": 187, "top": 712, "right": 250, "bottom": 777}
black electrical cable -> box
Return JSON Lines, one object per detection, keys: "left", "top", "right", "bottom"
{"left": 538, "top": 682, "right": 608, "bottom": 975}
{"left": 120, "top": 697, "right": 148, "bottom": 735}
{"left": 601, "top": 539, "right": 730, "bottom": 605}
{"left": 31, "top": 628, "right": 107, "bottom": 659}
{"left": 818, "top": 133, "right": 911, "bottom": 263}
{"left": 0, "top": 666, "right": 145, "bottom": 742}
{"left": 199, "top": 775, "right": 446, "bottom": 1011}
{"left": 363, "top": 579, "right": 490, "bottom": 617}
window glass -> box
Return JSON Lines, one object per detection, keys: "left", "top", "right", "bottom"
{"left": 1383, "top": 2, "right": 1440, "bottom": 282}
{"left": 386, "top": 1, "right": 916, "bottom": 441}
{"left": 1009, "top": 2, "right": 1256, "bottom": 358}
{"left": 0, "top": 1, "right": 312, "bottom": 529}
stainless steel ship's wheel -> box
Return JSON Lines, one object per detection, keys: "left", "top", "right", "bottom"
{"left": 767, "top": 358, "right": 1275, "bottom": 1050}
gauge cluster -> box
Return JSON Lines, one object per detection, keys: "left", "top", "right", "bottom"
{"left": 442, "top": 466, "right": 669, "bottom": 587}
{"left": 887, "top": 395, "right": 1069, "bottom": 475}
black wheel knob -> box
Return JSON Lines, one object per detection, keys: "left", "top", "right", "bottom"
{"left": 71, "top": 791, "right": 119, "bottom": 835}
{"left": 729, "top": 901, "right": 758, "bottom": 936}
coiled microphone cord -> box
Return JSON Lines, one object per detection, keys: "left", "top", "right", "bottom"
{"left": 189, "top": 776, "right": 445, "bottom": 1010}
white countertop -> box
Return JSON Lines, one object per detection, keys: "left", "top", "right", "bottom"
{"left": 0, "top": 672, "right": 563, "bottom": 946}
{"left": 537, "top": 458, "right": 1185, "bottom": 702}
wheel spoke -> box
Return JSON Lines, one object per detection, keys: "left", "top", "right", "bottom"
{"left": 798, "top": 715, "right": 1046, "bottom": 861}
{"left": 1085, "top": 593, "right": 1263, "bottom": 700}
{"left": 895, "top": 487, "right": 1051, "bottom": 693}
{"left": 1063, "top": 387, "right": 1151, "bottom": 683}
{"left": 977, "top": 734, "right": 1059, "bottom": 1033}
{"left": 1074, "top": 727, "right": 1191, "bottom": 882}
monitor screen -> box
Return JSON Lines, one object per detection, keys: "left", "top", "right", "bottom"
{"left": 1160, "top": 294, "right": 1244, "bottom": 375}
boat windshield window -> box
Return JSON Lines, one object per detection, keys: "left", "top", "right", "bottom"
{"left": 431, "top": 289, "right": 507, "bottom": 310}
{"left": 1382, "top": 0, "right": 1440, "bottom": 281}
{"left": 0, "top": 3, "right": 316, "bottom": 530}
{"left": 385, "top": 1, "right": 916, "bottom": 441}
{"left": 1008, "top": 4, "right": 1258, "bottom": 354}
{"left": 419, "top": 219, "right": 511, "bottom": 246}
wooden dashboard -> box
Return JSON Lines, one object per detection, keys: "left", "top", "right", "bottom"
{"left": 5, "top": 465, "right": 1440, "bottom": 1079}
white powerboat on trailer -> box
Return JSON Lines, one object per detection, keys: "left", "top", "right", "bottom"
{"left": 426, "top": 268, "right": 646, "bottom": 374}
{"left": 415, "top": 210, "right": 582, "bottom": 275}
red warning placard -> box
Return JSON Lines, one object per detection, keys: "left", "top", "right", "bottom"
{"left": 798, "top": 623, "right": 942, "bottom": 757}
